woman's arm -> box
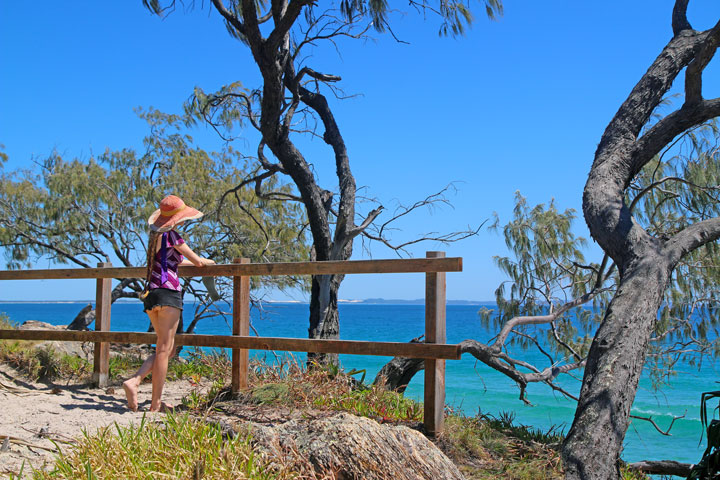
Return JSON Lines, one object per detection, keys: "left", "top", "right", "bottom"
{"left": 174, "top": 243, "right": 215, "bottom": 267}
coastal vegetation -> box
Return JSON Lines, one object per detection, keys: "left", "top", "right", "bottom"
{"left": 133, "top": 1, "right": 720, "bottom": 475}
{"left": 0, "top": 110, "right": 310, "bottom": 332}
{"left": 558, "top": 4, "right": 720, "bottom": 477}
{"left": 353, "top": 2, "right": 720, "bottom": 477}
{"left": 1, "top": 1, "right": 719, "bottom": 478}
{"left": 0, "top": 336, "right": 577, "bottom": 480}
{"left": 140, "top": 0, "right": 489, "bottom": 365}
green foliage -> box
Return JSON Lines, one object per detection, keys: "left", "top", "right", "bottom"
{"left": 486, "top": 121, "right": 720, "bottom": 391}
{"left": 479, "top": 410, "right": 563, "bottom": 445}
{"left": 0, "top": 109, "right": 310, "bottom": 317}
{"left": 313, "top": 384, "right": 424, "bottom": 422}
{"left": 34, "top": 414, "right": 281, "bottom": 479}
{"left": 194, "top": 357, "right": 427, "bottom": 422}
{"left": 250, "top": 382, "right": 291, "bottom": 404}
{"left": 629, "top": 122, "right": 720, "bottom": 385}
{"left": 483, "top": 192, "right": 611, "bottom": 357}
{"left": 0, "top": 324, "right": 91, "bottom": 381}
{"left": 169, "top": 348, "right": 231, "bottom": 382}
{"left": 337, "top": 0, "right": 503, "bottom": 36}
{"left": 441, "top": 412, "right": 563, "bottom": 479}
{"left": 688, "top": 390, "right": 720, "bottom": 479}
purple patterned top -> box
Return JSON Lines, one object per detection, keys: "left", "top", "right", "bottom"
{"left": 148, "top": 230, "right": 185, "bottom": 292}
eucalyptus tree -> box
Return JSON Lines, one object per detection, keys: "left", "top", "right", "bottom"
{"left": 141, "top": 0, "right": 498, "bottom": 363}
{"left": 0, "top": 109, "right": 309, "bottom": 332}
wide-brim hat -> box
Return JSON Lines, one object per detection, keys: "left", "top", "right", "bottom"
{"left": 148, "top": 195, "right": 204, "bottom": 232}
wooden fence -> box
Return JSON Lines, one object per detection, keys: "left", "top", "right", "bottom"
{"left": 0, "top": 252, "right": 462, "bottom": 435}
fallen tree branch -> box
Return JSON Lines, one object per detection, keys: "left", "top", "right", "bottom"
{"left": 624, "top": 459, "right": 693, "bottom": 477}
{"left": 0, "top": 380, "right": 35, "bottom": 396}
{"left": 0, "top": 435, "right": 59, "bottom": 452}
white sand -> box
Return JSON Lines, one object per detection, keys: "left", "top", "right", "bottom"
{"left": 0, "top": 363, "right": 212, "bottom": 478}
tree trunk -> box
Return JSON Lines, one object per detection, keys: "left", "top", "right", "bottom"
{"left": 307, "top": 273, "right": 342, "bottom": 366}
{"left": 560, "top": 5, "right": 720, "bottom": 477}
{"left": 374, "top": 357, "right": 424, "bottom": 393}
{"left": 66, "top": 303, "right": 95, "bottom": 331}
{"left": 67, "top": 280, "right": 138, "bottom": 330}
{"left": 562, "top": 257, "right": 672, "bottom": 479}
{"left": 374, "top": 336, "right": 426, "bottom": 392}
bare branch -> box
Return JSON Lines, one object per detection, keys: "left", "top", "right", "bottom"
{"left": 492, "top": 291, "right": 600, "bottom": 350}
{"left": 345, "top": 206, "right": 383, "bottom": 241}
{"left": 685, "top": 19, "right": 720, "bottom": 104}
{"left": 358, "top": 183, "right": 481, "bottom": 255}
{"left": 296, "top": 67, "right": 342, "bottom": 84}
{"left": 458, "top": 339, "right": 585, "bottom": 402}
{"left": 211, "top": 0, "right": 247, "bottom": 38}
{"left": 629, "top": 412, "right": 686, "bottom": 436}
{"left": 267, "top": 0, "right": 314, "bottom": 51}
{"left": 672, "top": 0, "right": 691, "bottom": 35}
{"left": 625, "top": 460, "right": 692, "bottom": 478}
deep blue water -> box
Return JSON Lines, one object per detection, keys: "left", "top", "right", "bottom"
{"left": 1, "top": 301, "right": 714, "bottom": 465}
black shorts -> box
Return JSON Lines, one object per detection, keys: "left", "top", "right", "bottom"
{"left": 143, "top": 288, "right": 183, "bottom": 313}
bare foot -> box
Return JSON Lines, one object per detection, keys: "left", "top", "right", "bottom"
{"left": 149, "top": 401, "right": 174, "bottom": 413}
{"left": 122, "top": 379, "right": 139, "bottom": 412}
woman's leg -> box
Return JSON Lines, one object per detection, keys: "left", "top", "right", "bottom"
{"left": 149, "top": 306, "right": 180, "bottom": 412}
{"left": 122, "top": 309, "right": 160, "bottom": 411}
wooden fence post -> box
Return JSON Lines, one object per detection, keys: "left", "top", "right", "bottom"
{"left": 424, "top": 251, "right": 446, "bottom": 436}
{"left": 92, "top": 262, "right": 112, "bottom": 388}
{"left": 232, "top": 258, "right": 251, "bottom": 394}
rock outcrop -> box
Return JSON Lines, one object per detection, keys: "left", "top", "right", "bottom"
{"left": 249, "top": 412, "right": 465, "bottom": 480}
{"left": 20, "top": 321, "right": 93, "bottom": 360}
{"left": 18, "top": 321, "right": 153, "bottom": 359}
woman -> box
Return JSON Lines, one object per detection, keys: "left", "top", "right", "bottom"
{"left": 122, "top": 195, "right": 214, "bottom": 412}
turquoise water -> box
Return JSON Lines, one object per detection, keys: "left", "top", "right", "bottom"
{"left": 0, "top": 301, "right": 713, "bottom": 465}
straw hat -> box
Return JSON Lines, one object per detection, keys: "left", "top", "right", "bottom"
{"left": 148, "top": 195, "right": 203, "bottom": 232}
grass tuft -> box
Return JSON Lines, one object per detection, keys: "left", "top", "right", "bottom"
{"left": 0, "top": 316, "right": 91, "bottom": 381}
{"left": 439, "top": 412, "right": 565, "bottom": 479}
{"left": 33, "top": 414, "right": 281, "bottom": 480}
{"left": 235, "top": 357, "right": 423, "bottom": 423}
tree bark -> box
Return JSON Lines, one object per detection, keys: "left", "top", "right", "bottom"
{"left": 373, "top": 336, "right": 426, "bottom": 393}
{"left": 66, "top": 303, "right": 95, "bottom": 331}
{"left": 67, "top": 280, "right": 139, "bottom": 330}
{"left": 223, "top": 1, "right": 359, "bottom": 366}
{"left": 562, "top": 259, "right": 672, "bottom": 479}
{"left": 562, "top": 4, "right": 720, "bottom": 478}
{"left": 625, "top": 460, "right": 693, "bottom": 477}
{"left": 374, "top": 356, "right": 424, "bottom": 393}
{"left": 307, "top": 273, "right": 343, "bottom": 365}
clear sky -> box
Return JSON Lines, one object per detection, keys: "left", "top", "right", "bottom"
{"left": 1, "top": 1, "right": 719, "bottom": 302}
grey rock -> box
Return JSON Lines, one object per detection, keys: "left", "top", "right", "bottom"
{"left": 20, "top": 321, "right": 93, "bottom": 360}
{"left": 250, "top": 412, "right": 465, "bottom": 480}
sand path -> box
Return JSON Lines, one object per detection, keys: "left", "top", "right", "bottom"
{"left": 0, "top": 363, "right": 212, "bottom": 478}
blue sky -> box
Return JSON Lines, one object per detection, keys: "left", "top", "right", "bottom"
{"left": 1, "top": 1, "right": 719, "bottom": 302}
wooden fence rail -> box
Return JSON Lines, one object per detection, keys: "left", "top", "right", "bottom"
{"left": 0, "top": 252, "right": 461, "bottom": 435}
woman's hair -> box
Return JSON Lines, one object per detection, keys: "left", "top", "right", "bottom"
{"left": 145, "top": 231, "right": 161, "bottom": 285}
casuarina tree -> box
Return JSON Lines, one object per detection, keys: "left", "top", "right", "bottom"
{"left": 561, "top": 2, "right": 720, "bottom": 478}
{"left": 0, "top": 110, "right": 309, "bottom": 332}
{"left": 141, "top": 0, "right": 497, "bottom": 364}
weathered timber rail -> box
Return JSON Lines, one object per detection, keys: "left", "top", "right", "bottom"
{"left": 0, "top": 252, "right": 461, "bottom": 435}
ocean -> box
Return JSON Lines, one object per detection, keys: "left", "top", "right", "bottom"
{"left": 0, "top": 301, "right": 712, "bottom": 465}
